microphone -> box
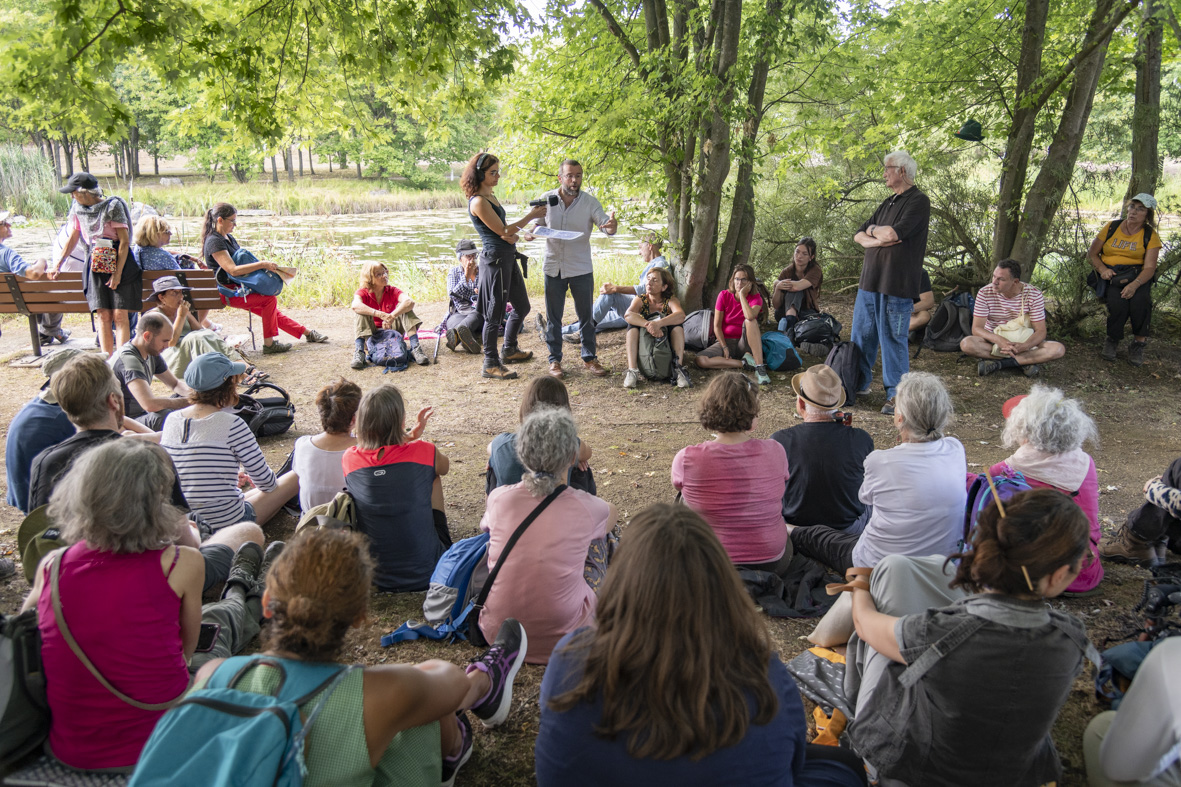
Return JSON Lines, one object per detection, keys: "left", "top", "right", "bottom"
{"left": 528, "top": 195, "right": 559, "bottom": 207}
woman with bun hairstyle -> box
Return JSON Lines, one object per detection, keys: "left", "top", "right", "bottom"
{"left": 193, "top": 527, "right": 529, "bottom": 787}
{"left": 843, "top": 488, "right": 1096, "bottom": 787}
{"left": 461, "top": 153, "right": 547, "bottom": 380}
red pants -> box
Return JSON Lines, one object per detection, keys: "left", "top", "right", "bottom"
{"left": 222, "top": 293, "right": 306, "bottom": 340}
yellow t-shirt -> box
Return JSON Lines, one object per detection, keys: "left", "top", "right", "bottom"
{"left": 1099, "top": 222, "right": 1161, "bottom": 267}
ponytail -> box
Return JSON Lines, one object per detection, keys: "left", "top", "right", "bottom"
{"left": 199, "top": 202, "right": 236, "bottom": 254}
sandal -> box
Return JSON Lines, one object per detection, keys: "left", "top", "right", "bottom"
{"left": 825, "top": 566, "right": 873, "bottom": 595}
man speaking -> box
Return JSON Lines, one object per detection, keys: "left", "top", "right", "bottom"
{"left": 532, "top": 159, "right": 618, "bottom": 379}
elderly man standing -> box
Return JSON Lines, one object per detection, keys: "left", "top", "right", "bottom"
{"left": 560, "top": 234, "right": 669, "bottom": 342}
{"left": 851, "top": 151, "right": 930, "bottom": 416}
{"left": 0, "top": 211, "right": 70, "bottom": 345}
{"left": 532, "top": 159, "right": 618, "bottom": 379}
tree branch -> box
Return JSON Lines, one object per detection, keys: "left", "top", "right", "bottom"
{"left": 69, "top": 0, "right": 126, "bottom": 64}
{"left": 586, "top": 0, "right": 642, "bottom": 67}
{"left": 1032, "top": 0, "right": 1140, "bottom": 109}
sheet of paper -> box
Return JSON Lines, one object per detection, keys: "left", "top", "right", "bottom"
{"left": 530, "top": 226, "right": 585, "bottom": 241}
{"left": 276, "top": 266, "right": 298, "bottom": 284}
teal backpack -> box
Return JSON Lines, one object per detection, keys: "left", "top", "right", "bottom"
{"left": 130, "top": 657, "right": 356, "bottom": 787}
{"left": 761, "top": 331, "right": 803, "bottom": 372}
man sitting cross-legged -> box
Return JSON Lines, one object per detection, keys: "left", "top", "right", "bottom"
{"left": 959, "top": 258, "right": 1065, "bottom": 378}
{"left": 111, "top": 311, "right": 193, "bottom": 430}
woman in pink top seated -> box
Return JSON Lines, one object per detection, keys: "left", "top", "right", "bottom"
{"left": 992, "top": 382, "right": 1100, "bottom": 590}
{"left": 479, "top": 406, "right": 617, "bottom": 664}
{"left": 694, "top": 264, "right": 773, "bottom": 385}
{"left": 21, "top": 439, "right": 203, "bottom": 770}
{"left": 990, "top": 385, "right": 1102, "bottom": 593}
{"left": 672, "top": 372, "right": 792, "bottom": 575}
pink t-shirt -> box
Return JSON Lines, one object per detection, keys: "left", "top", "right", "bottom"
{"left": 671, "top": 439, "right": 790, "bottom": 564}
{"left": 70, "top": 213, "right": 128, "bottom": 244}
{"left": 479, "top": 484, "right": 612, "bottom": 664}
{"left": 991, "top": 456, "right": 1102, "bottom": 593}
{"left": 714, "top": 290, "right": 764, "bottom": 339}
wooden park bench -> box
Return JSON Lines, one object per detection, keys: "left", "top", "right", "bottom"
{"left": 0, "top": 268, "right": 226, "bottom": 357}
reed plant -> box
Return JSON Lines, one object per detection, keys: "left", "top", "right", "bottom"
{"left": 0, "top": 145, "right": 70, "bottom": 218}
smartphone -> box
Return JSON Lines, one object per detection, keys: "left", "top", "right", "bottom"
{"left": 196, "top": 622, "right": 220, "bottom": 653}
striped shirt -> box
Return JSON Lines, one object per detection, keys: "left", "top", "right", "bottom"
{"left": 972, "top": 282, "right": 1046, "bottom": 332}
{"left": 161, "top": 411, "right": 276, "bottom": 529}
{"left": 446, "top": 265, "right": 478, "bottom": 314}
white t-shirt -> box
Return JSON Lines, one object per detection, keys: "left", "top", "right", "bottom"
{"left": 1099, "top": 638, "right": 1181, "bottom": 783}
{"left": 292, "top": 434, "right": 348, "bottom": 511}
{"left": 851, "top": 437, "right": 968, "bottom": 568}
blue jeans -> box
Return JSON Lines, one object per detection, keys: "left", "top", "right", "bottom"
{"left": 562, "top": 292, "right": 633, "bottom": 335}
{"left": 545, "top": 272, "right": 596, "bottom": 363}
{"left": 850, "top": 289, "right": 912, "bottom": 400}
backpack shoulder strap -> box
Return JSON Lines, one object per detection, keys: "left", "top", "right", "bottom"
{"left": 473, "top": 484, "right": 567, "bottom": 612}
{"left": 1105, "top": 219, "right": 1122, "bottom": 243}
{"left": 896, "top": 614, "right": 986, "bottom": 689}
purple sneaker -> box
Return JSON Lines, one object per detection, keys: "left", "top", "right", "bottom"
{"left": 441, "top": 711, "right": 472, "bottom": 787}
{"left": 466, "top": 618, "right": 527, "bottom": 728}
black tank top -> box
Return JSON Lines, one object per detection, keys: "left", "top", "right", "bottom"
{"left": 468, "top": 196, "right": 513, "bottom": 254}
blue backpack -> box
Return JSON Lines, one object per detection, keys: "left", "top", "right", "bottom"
{"left": 214, "top": 248, "right": 286, "bottom": 299}
{"left": 961, "top": 471, "right": 1033, "bottom": 551}
{"left": 382, "top": 532, "right": 492, "bottom": 646}
{"left": 130, "top": 657, "right": 356, "bottom": 787}
{"left": 760, "top": 331, "right": 803, "bottom": 372}
{"left": 366, "top": 329, "right": 409, "bottom": 372}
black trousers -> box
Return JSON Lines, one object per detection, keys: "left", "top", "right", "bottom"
{"left": 476, "top": 247, "right": 529, "bottom": 364}
{"left": 789, "top": 525, "right": 859, "bottom": 574}
{"left": 444, "top": 309, "right": 484, "bottom": 337}
{"left": 1104, "top": 277, "right": 1152, "bottom": 340}
{"left": 1128, "top": 455, "right": 1181, "bottom": 552}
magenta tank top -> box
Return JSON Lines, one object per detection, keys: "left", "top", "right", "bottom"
{"left": 37, "top": 543, "right": 189, "bottom": 769}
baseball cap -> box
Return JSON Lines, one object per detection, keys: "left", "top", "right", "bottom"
{"left": 39, "top": 348, "right": 87, "bottom": 404}
{"left": 1130, "top": 193, "right": 1157, "bottom": 210}
{"left": 1001, "top": 394, "right": 1027, "bottom": 420}
{"left": 185, "top": 352, "right": 247, "bottom": 392}
{"left": 455, "top": 239, "right": 478, "bottom": 258}
{"left": 58, "top": 173, "right": 99, "bottom": 193}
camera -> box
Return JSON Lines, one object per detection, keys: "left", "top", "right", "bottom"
{"left": 529, "top": 195, "right": 560, "bottom": 208}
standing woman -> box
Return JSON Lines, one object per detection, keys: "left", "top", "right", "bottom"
{"left": 50, "top": 173, "right": 142, "bottom": 356}
{"left": 461, "top": 153, "right": 547, "bottom": 380}
{"left": 1088, "top": 193, "right": 1160, "bottom": 366}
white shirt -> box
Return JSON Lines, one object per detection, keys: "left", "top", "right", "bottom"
{"left": 537, "top": 190, "right": 609, "bottom": 278}
{"left": 1099, "top": 638, "right": 1181, "bottom": 783}
{"left": 852, "top": 437, "right": 968, "bottom": 567}
{"left": 292, "top": 434, "right": 348, "bottom": 511}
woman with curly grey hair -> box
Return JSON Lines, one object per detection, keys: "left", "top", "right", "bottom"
{"left": 478, "top": 406, "right": 618, "bottom": 665}
{"left": 991, "top": 386, "right": 1102, "bottom": 592}
{"left": 791, "top": 371, "right": 966, "bottom": 574}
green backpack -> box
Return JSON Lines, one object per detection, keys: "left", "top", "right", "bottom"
{"left": 638, "top": 329, "right": 674, "bottom": 381}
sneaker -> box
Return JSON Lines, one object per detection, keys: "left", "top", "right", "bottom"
{"left": 675, "top": 363, "right": 692, "bottom": 389}
{"left": 755, "top": 365, "right": 771, "bottom": 385}
{"left": 455, "top": 325, "right": 480, "bottom": 354}
{"left": 303, "top": 329, "right": 328, "bottom": 343}
{"left": 741, "top": 352, "right": 756, "bottom": 371}
{"left": 257, "top": 541, "right": 286, "bottom": 585}
{"left": 562, "top": 330, "right": 581, "bottom": 345}
{"left": 53, "top": 328, "right": 72, "bottom": 344}
{"left": 583, "top": 359, "right": 609, "bottom": 377}
{"left": 1099, "top": 526, "right": 1159, "bottom": 567}
{"left": 223, "top": 542, "right": 263, "bottom": 596}
{"left": 534, "top": 313, "right": 547, "bottom": 344}
{"left": 501, "top": 345, "right": 533, "bottom": 363}
{"left": 351, "top": 345, "right": 367, "bottom": 370}
{"left": 977, "top": 359, "right": 1003, "bottom": 376}
{"left": 441, "top": 712, "right": 473, "bottom": 787}
{"left": 1102, "top": 338, "right": 1118, "bottom": 362}
{"left": 482, "top": 364, "right": 518, "bottom": 380}
{"left": 881, "top": 398, "right": 896, "bottom": 416}
{"left": 1022, "top": 363, "right": 1041, "bottom": 378}
{"left": 263, "top": 341, "right": 291, "bottom": 355}
{"left": 445, "top": 329, "right": 460, "bottom": 351}
{"left": 39, "top": 333, "right": 55, "bottom": 347}
{"left": 623, "top": 369, "right": 639, "bottom": 389}
{"left": 467, "top": 617, "right": 528, "bottom": 728}
{"left": 1129, "top": 341, "right": 1146, "bottom": 367}
{"left": 410, "top": 342, "right": 430, "bottom": 366}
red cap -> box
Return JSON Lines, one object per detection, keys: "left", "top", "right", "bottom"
{"left": 1002, "top": 394, "right": 1027, "bottom": 419}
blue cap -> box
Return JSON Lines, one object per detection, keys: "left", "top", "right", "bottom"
{"left": 185, "top": 352, "right": 247, "bottom": 392}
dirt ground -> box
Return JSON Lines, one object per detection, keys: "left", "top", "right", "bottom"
{"left": 2, "top": 292, "right": 1179, "bottom": 786}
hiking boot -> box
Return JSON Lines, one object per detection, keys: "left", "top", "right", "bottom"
{"left": 1102, "top": 338, "right": 1118, "bottom": 362}
{"left": 257, "top": 541, "right": 285, "bottom": 587}
{"left": 1022, "top": 363, "right": 1041, "bottom": 378}
{"left": 263, "top": 341, "right": 291, "bottom": 355}
{"left": 52, "top": 328, "right": 72, "bottom": 344}
{"left": 563, "top": 330, "right": 581, "bottom": 345}
{"left": 977, "top": 359, "right": 1003, "bottom": 376}
{"left": 741, "top": 352, "right": 757, "bottom": 371}
{"left": 1129, "top": 341, "right": 1146, "bottom": 367}
{"left": 303, "top": 328, "right": 328, "bottom": 343}
{"left": 583, "top": 359, "right": 609, "bottom": 377}
{"left": 623, "top": 369, "right": 639, "bottom": 389}
{"left": 755, "top": 365, "right": 771, "bottom": 385}
{"left": 674, "top": 363, "right": 692, "bottom": 389}
{"left": 455, "top": 325, "right": 480, "bottom": 354}
{"left": 534, "top": 313, "right": 547, "bottom": 344}
{"left": 881, "top": 398, "right": 896, "bottom": 416}
{"left": 441, "top": 712, "right": 473, "bottom": 787}
{"left": 39, "top": 333, "right": 55, "bottom": 347}
{"left": 467, "top": 617, "right": 527, "bottom": 728}
{"left": 223, "top": 542, "right": 263, "bottom": 596}
{"left": 351, "top": 345, "right": 368, "bottom": 370}
{"left": 482, "top": 363, "right": 518, "bottom": 380}
{"left": 410, "top": 342, "right": 430, "bottom": 366}
{"left": 501, "top": 345, "right": 533, "bottom": 363}
{"left": 445, "top": 329, "right": 460, "bottom": 351}
{"left": 549, "top": 361, "right": 564, "bottom": 379}
{"left": 1099, "top": 526, "right": 1159, "bottom": 567}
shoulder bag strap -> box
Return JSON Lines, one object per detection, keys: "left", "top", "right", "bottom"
{"left": 896, "top": 614, "right": 986, "bottom": 690}
{"left": 472, "top": 484, "right": 567, "bottom": 612}
{"left": 50, "top": 550, "right": 190, "bottom": 711}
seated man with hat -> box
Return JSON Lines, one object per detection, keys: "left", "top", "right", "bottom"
{"left": 144, "top": 275, "right": 254, "bottom": 379}
{"left": 770, "top": 365, "right": 874, "bottom": 532}
{"left": 442, "top": 239, "right": 484, "bottom": 354}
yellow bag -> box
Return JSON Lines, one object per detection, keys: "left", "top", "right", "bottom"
{"left": 991, "top": 286, "right": 1034, "bottom": 357}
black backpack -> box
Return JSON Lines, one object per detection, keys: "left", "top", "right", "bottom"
{"left": 918, "top": 292, "right": 975, "bottom": 356}
{"left": 791, "top": 313, "right": 842, "bottom": 347}
{"left": 233, "top": 381, "right": 296, "bottom": 438}
{"left": 683, "top": 309, "right": 715, "bottom": 351}
{"left": 0, "top": 610, "right": 48, "bottom": 769}
{"left": 824, "top": 341, "right": 864, "bottom": 407}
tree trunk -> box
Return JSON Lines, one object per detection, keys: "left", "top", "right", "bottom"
{"left": 154, "top": 153, "right": 159, "bottom": 176}
{"left": 77, "top": 141, "right": 89, "bottom": 173}
{"left": 130, "top": 127, "right": 141, "bottom": 177}
{"left": 113, "top": 143, "right": 123, "bottom": 180}
{"left": 308, "top": 143, "right": 316, "bottom": 175}
{"left": 1125, "top": 0, "right": 1163, "bottom": 201}
{"left": 270, "top": 155, "right": 279, "bottom": 184}
{"left": 61, "top": 136, "right": 74, "bottom": 177}
{"left": 287, "top": 147, "right": 295, "bottom": 182}
{"left": 298, "top": 143, "right": 304, "bottom": 177}
{"left": 51, "top": 139, "right": 62, "bottom": 184}
{"left": 328, "top": 156, "right": 332, "bottom": 173}
{"left": 356, "top": 158, "right": 362, "bottom": 179}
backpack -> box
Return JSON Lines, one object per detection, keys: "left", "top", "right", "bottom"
{"left": 214, "top": 248, "right": 286, "bottom": 300}
{"left": 824, "top": 341, "right": 865, "bottom": 408}
{"left": 919, "top": 292, "right": 975, "bottom": 356}
{"left": 366, "top": 329, "right": 409, "bottom": 372}
{"left": 791, "top": 312, "right": 841, "bottom": 347}
{"left": 760, "top": 331, "right": 803, "bottom": 372}
{"left": 637, "top": 330, "right": 674, "bottom": 381}
{"left": 381, "top": 485, "right": 567, "bottom": 647}
{"left": 130, "top": 657, "right": 356, "bottom": 787}
{"left": 0, "top": 609, "right": 49, "bottom": 769}
{"left": 962, "top": 471, "right": 1033, "bottom": 551}
{"left": 682, "top": 309, "right": 714, "bottom": 351}
{"left": 233, "top": 381, "right": 296, "bottom": 438}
